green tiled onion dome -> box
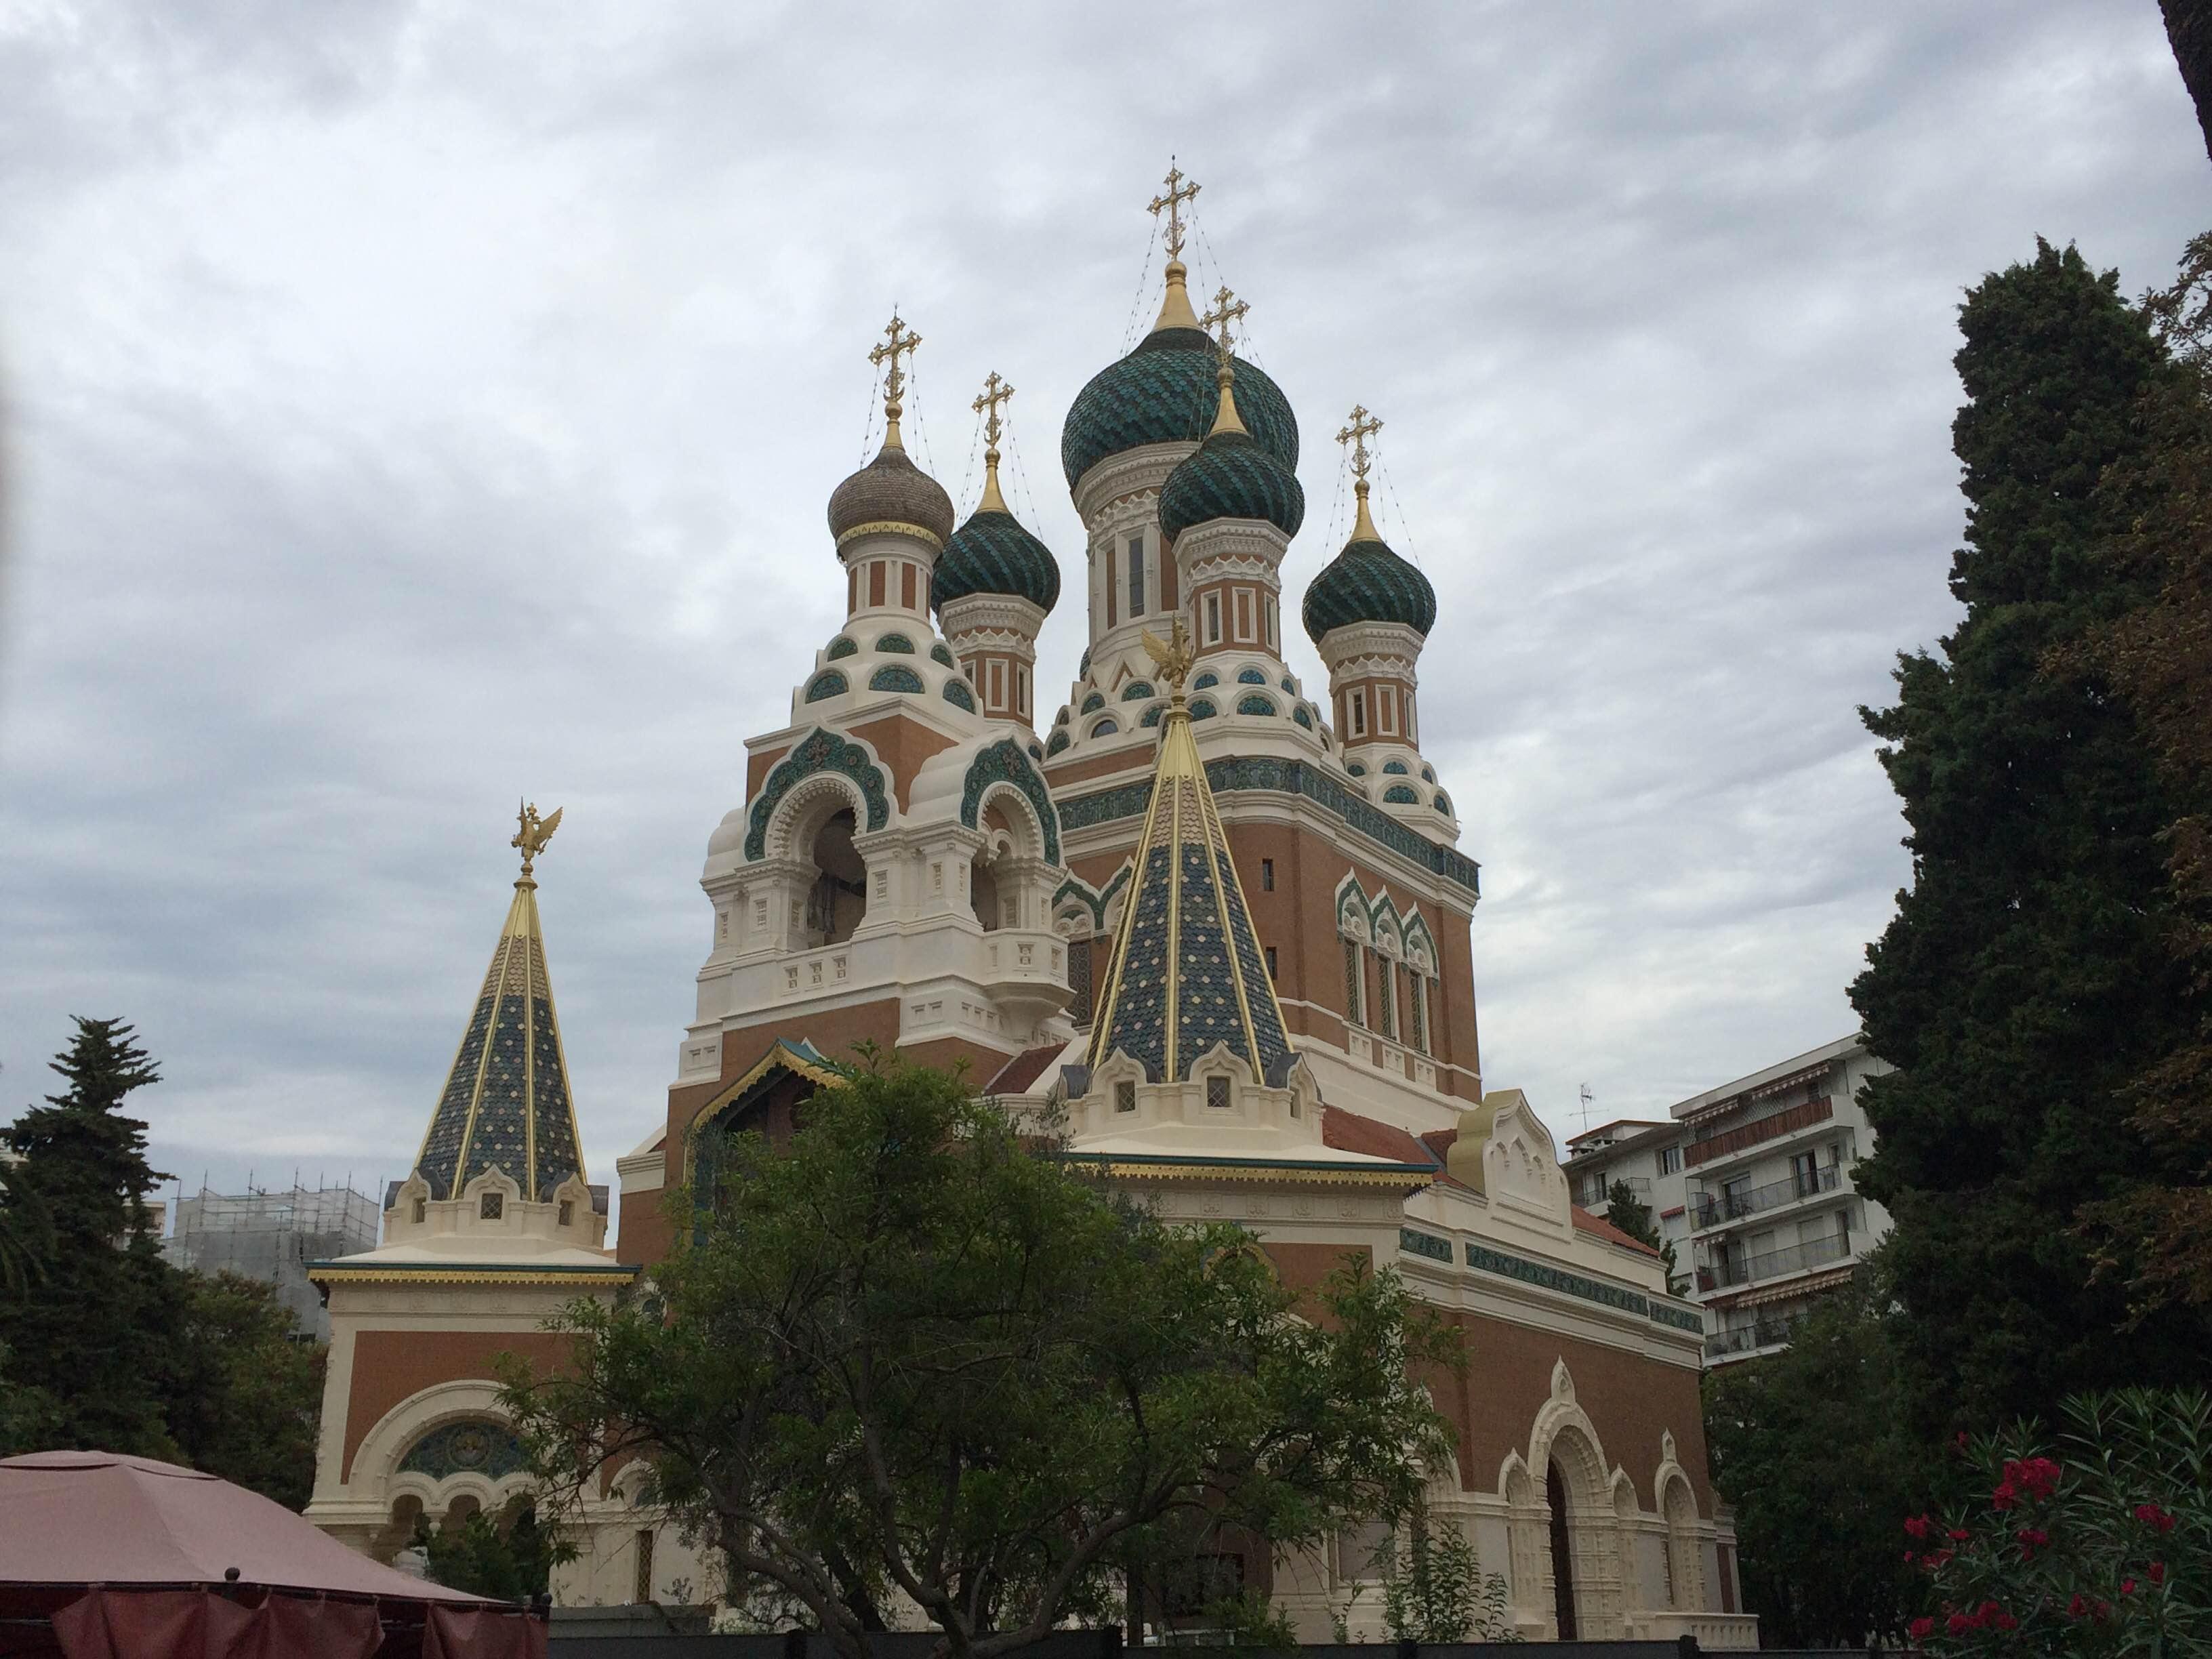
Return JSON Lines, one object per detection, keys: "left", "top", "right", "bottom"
{"left": 828, "top": 438, "right": 955, "bottom": 547}
{"left": 1159, "top": 425, "right": 1305, "bottom": 545}
{"left": 1302, "top": 491, "right": 1436, "bottom": 642}
{"left": 1061, "top": 327, "right": 1298, "bottom": 489}
{"left": 934, "top": 509, "right": 1061, "bottom": 614}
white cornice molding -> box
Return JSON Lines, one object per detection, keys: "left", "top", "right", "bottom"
{"left": 941, "top": 594, "right": 1046, "bottom": 644}
{"left": 1317, "top": 621, "right": 1425, "bottom": 674}
{"left": 1074, "top": 443, "right": 1193, "bottom": 523}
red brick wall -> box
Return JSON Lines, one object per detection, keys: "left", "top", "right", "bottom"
{"left": 342, "top": 1328, "right": 576, "bottom": 1480}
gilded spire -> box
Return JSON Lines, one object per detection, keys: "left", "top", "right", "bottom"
{"left": 1199, "top": 284, "right": 1252, "bottom": 437}
{"left": 411, "top": 807, "right": 588, "bottom": 1204}
{"left": 972, "top": 371, "right": 1015, "bottom": 514}
{"left": 1086, "top": 616, "right": 1296, "bottom": 1087}
{"left": 1336, "top": 404, "right": 1384, "bottom": 542}
{"left": 1147, "top": 163, "right": 1205, "bottom": 333}
{"left": 869, "top": 312, "right": 922, "bottom": 450}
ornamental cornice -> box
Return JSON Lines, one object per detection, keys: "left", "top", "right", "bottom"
{"left": 1317, "top": 621, "right": 1425, "bottom": 674}
{"left": 1075, "top": 443, "right": 1192, "bottom": 523}
{"left": 941, "top": 594, "right": 1046, "bottom": 643}
{"left": 1182, "top": 552, "right": 1281, "bottom": 583}
{"left": 1172, "top": 518, "right": 1288, "bottom": 570}
{"left": 1330, "top": 655, "right": 1421, "bottom": 685}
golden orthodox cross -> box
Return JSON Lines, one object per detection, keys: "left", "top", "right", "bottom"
{"left": 1200, "top": 284, "right": 1248, "bottom": 361}
{"left": 1147, "top": 163, "right": 1201, "bottom": 262}
{"left": 1337, "top": 404, "right": 1383, "bottom": 485}
{"left": 868, "top": 312, "right": 922, "bottom": 421}
{"left": 972, "top": 371, "right": 1015, "bottom": 451}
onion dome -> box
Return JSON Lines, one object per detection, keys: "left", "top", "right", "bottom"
{"left": 1060, "top": 260, "right": 1298, "bottom": 488}
{"left": 1301, "top": 480, "right": 1436, "bottom": 641}
{"left": 1158, "top": 359, "right": 1305, "bottom": 545}
{"left": 830, "top": 314, "right": 956, "bottom": 548}
{"left": 934, "top": 379, "right": 1061, "bottom": 614}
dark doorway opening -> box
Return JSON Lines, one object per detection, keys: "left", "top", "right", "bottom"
{"left": 1547, "top": 1460, "right": 1576, "bottom": 1640}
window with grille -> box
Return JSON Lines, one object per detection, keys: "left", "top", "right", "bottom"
{"left": 1405, "top": 968, "right": 1428, "bottom": 1054}
{"left": 1115, "top": 1080, "right": 1136, "bottom": 1113}
{"left": 1343, "top": 939, "right": 1365, "bottom": 1027}
{"left": 479, "top": 1191, "right": 503, "bottom": 1221}
{"left": 1260, "top": 857, "right": 1275, "bottom": 891}
{"left": 1375, "top": 957, "right": 1396, "bottom": 1041}
{"left": 1265, "top": 945, "right": 1278, "bottom": 980}
{"left": 1206, "top": 593, "right": 1222, "bottom": 643}
{"left": 1068, "top": 937, "right": 1095, "bottom": 1025}
{"left": 1206, "top": 1076, "right": 1231, "bottom": 1109}
{"left": 1128, "top": 537, "right": 1145, "bottom": 615}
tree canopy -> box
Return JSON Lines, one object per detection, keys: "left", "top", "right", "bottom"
{"left": 504, "top": 1059, "right": 1457, "bottom": 1659}
{"left": 1849, "top": 239, "right": 2212, "bottom": 1433}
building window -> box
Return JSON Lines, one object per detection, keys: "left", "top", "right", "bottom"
{"left": 634, "top": 1528, "right": 656, "bottom": 1604}
{"left": 1206, "top": 1075, "right": 1231, "bottom": 1110}
{"left": 1374, "top": 954, "right": 1396, "bottom": 1041}
{"left": 1265, "top": 596, "right": 1279, "bottom": 649}
{"left": 1105, "top": 544, "right": 1117, "bottom": 628}
{"left": 1404, "top": 968, "right": 1427, "bottom": 1054}
{"left": 479, "top": 1191, "right": 503, "bottom": 1221}
{"left": 1128, "top": 536, "right": 1145, "bottom": 616}
{"left": 987, "top": 659, "right": 1006, "bottom": 710}
{"left": 411, "top": 1197, "right": 426, "bottom": 1224}
{"left": 1234, "top": 588, "right": 1254, "bottom": 641}
{"left": 869, "top": 562, "right": 886, "bottom": 607}
{"left": 558, "top": 1200, "right": 573, "bottom": 1227}
{"left": 1343, "top": 939, "right": 1365, "bottom": 1027}
{"left": 1206, "top": 592, "right": 1222, "bottom": 643}
{"left": 1115, "top": 1080, "right": 1137, "bottom": 1113}
{"left": 1658, "top": 1144, "right": 1683, "bottom": 1176}
{"left": 1265, "top": 945, "right": 1279, "bottom": 980}
{"left": 1017, "top": 665, "right": 1029, "bottom": 715}
{"left": 1260, "top": 857, "right": 1275, "bottom": 891}
{"left": 1349, "top": 690, "right": 1367, "bottom": 737}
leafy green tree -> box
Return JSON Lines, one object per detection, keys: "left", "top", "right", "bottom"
{"left": 1851, "top": 239, "right": 2212, "bottom": 1435}
{"left": 0, "top": 1159, "right": 54, "bottom": 1299}
{"left": 504, "top": 1059, "right": 1456, "bottom": 1659}
{"left": 0, "top": 1019, "right": 178, "bottom": 1457}
{"left": 417, "top": 1505, "right": 571, "bottom": 1603}
{"left": 160, "top": 1269, "right": 325, "bottom": 1509}
{"left": 1603, "top": 1178, "right": 1676, "bottom": 1282}
{"left": 0, "top": 1340, "right": 60, "bottom": 1457}
{"left": 1703, "top": 1275, "right": 1928, "bottom": 1647}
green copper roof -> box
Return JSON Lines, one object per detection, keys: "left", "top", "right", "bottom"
{"left": 1302, "top": 536, "right": 1437, "bottom": 641}
{"left": 1061, "top": 327, "right": 1298, "bottom": 488}
{"left": 933, "top": 509, "right": 1061, "bottom": 614}
{"left": 1159, "top": 429, "right": 1306, "bottom": 544}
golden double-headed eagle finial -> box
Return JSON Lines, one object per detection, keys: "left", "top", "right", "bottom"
{"left": 1141, "top": 615, "right": 1196, "bottom": 696}
{"left": 512, "top": 800, "right": 562, "bottom": 878}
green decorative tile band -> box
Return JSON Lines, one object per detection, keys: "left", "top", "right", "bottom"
{"left": 1650, "top": 1303, "right": 1705, "bottom": 1333}
{"left": 1465, "top": 1242, "right": 1649, "bottom": 1317}
{"left": 1058, "top": 758, "right": 1480, "bottom": 898}
{"left": 1399, "top": 1227, "right": 1453, "bottom": 1264}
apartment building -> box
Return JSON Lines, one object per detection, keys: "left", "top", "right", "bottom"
{"left": 1561, "top": 1034, "right": 1893, "bottom": 1366}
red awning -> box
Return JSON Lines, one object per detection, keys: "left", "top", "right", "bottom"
{"left": 0, "top": 1452, "right": 543, "bottom": 1659}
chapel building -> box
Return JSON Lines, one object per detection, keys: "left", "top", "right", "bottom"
{"left": 310, "top": 175, "right": 1755, "bottom": 1647}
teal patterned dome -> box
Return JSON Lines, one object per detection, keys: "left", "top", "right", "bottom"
{"left": 1302, "top": 529, "right": 1436, "bottom": 642}
{"left": 1159, "top": 428, "right": 1305, "bottom": 544}
{"left": 1061, "top": 327, "right": 1298, "bottom": 488}
{"left": 934, "top": 509, "right": 1061, "bottom": 615}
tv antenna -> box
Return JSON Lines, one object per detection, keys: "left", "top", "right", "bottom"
{"left": 1578, "top": 1083, "right": 1594, "bottom": 1136}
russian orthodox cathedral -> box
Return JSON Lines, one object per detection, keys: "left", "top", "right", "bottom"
{"left": 305, "top": 171, "right": 1756, "bottom": 1647}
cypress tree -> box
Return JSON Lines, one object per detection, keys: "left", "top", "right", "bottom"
{"left": 0, "top": 1018, "right": 180, "bottom": 1456}
{"left": 1851, "top": 240, "right": 2212, "bottom": 1434}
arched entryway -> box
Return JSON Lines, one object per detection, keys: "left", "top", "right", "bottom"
{"left": 1546, "top": 1460, "right": 1577, "bottom": 1639}
{"left": 803, "top": 808, "right": 866, "bottom": 946}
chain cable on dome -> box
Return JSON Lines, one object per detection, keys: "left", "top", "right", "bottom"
{"left": 1120, "top": 208, "right": 1161, "bottom": 356}
{"left": 958, "top": 398, "right": 984, "bottom": 516}
{"left": 1376, "top": 451, "right": 1423, "bottom": 567}
{"left": 1006, "top": 425, "right": 1046, "bottom": 533}
{"left": 1192, "top": 215, "right": 1269, "bottom": 375}
{"left": 906, "top": 352, "right": 939, "bottom": 478}
{"left": 858, "top": 352, "right": 884, "bottom": 466}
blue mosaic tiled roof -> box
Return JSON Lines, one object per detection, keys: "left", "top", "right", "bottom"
{"left": 1061, "top": 327, "right": 1299, "bottom": 489}
{"left": 934, "top": 509, "right": 1062, "bottom": 613}
{"left": 411, "top": 874, "right": 588, "bottom": 1202}
{"left": 1301, "top": 533, "right": 1437, "bottom": 641}
{"left": 1086, "top": 696, "right": 1294, "bottom": 1084}
{"left": 1159, "top": 428, "right": 1306, "bottom": 545}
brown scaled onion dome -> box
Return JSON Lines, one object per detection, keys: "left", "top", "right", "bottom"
{"left": 827, "top": 440, "right": 956, "bottom": 548}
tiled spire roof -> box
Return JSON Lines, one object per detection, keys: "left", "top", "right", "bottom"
{"left": 1085, "top": 638, "right": 1296, "bottom": 1084}
{"left": 411, "top": 839, "right": 588, "bottom": 1203}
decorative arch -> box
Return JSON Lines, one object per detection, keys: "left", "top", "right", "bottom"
{"left": 804, "top": 670, "right": 848, "bottom": 703}
{"left": 1090, "top": 716, "right": 1120, "bottom": 738}
{"left": 1046, "top": 729, "right": 1071, "bottom": 756}
{"left": 1192, "top": 670, "right": 1219, "bottom": 690}
{"left": 869, "top": 664, "right": 924, "bottom": 693}
{"left": 1235, "top": 667, "right": 1269, "bottom": 685}
{"left": 960, "top": 739, "right": 1062, "bottom": 865}
{"left": 1140, "top": 704, "right": 1163, "bottom": 728}
{"left": 1383, "top": 760, "right": 1410, "bottom": 775}
{"left": 1236, "top": 693, "right": 1277, "bottom": 717}
{"left": 942, "top": 678, "right": 977, "bottom": 712}
{"left": 1189, "top": 698, "right": 1218, "bottom": 720}
{"left": 1383, "top": 784, "right": 1421, "bottom": 804}
{"left": 1368, "top": 893, "right": 1406, "bottom": 957}
{"left": 875, "top": 632, "right": 916, "bottom": 655}
{"left": 1292, "top": 705, "right": 1314, "bottom": 730}
{"left": 930, "top": 642, "right": 956, "bottom": 668}
{"left": 1334, "top": 874, "right": 1372, "bottom": 941}
{"left": 744, "top": 729, "right": 890, "bottom": 861}
{"left": 1053, "top": 861, "right": 1132, "bottom": 931}
{"left": 1121, "top": 680, "right": 1155, "bottom": 701}
{"left": 1402, "top": 914, "right": 1437, "bottom": 975}
{"left": 825, "top": 636, "right": 857, "bottom": 661}
{"left": 1080, "top": 691, "right": 1106, "bottom": 714}
{"left": 348, "top": 1378, "right": 533, "bottom": 1515}
{"left": 1527, "top": 1362, "right": 1630, "bottom": 1641}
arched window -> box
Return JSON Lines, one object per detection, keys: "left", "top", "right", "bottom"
{"left": 1236, "top": 667, "right": 1268, "bottom": 685}
{"left": 1140, "top": 705, "right": 1163, "bottom": 728}
{"left": 1046, "top": 729, "right": 1071, "bottom": 756}
{"left": 803, "top": 808, "right": 867, "bottom": 947}
{"left": 1434, "top": 792, "right": 1452, "bottom": 813}
{"left": 876, "top": 632, "right": 916, "bottom": 655}
{"left": 804, "top": 670, "right": 847, "bottom": 703}
{"left": 825, "top": 636, "right": 858, "bottom": 661}
{"left": 1236, "top": 694, "right": 1276, "bottom": 717}
{"left": 942, "top": 678, "right": 977, "bottom": 712}
{"left": 869, "top": 665, "right": 925, "bottom": 693}
{"left": 1193, "top": 671, "right": 1219, "bottom": 690}
{"left": 1091, "top": 717, "right": 1120, "bottom": 738}
{"left": 1292, "top": 705, "right": 1314, "bottom": 729}
{"left": 1190, "top": 699, "right": 1217, "bottom": 720}
{"left": 1382, "top": 760, "right": 1410, "bottom": 775}
{"left": 1347, "top": 762, "right": 1367, "bottom": 777}
{"left": 930, "top": 642, "right": 956, "bottom": 667}
{"left": 1547, "top": 1462, "right": 1577, "bottom": 1639}
{"left": 1121, "top": 680, "right": 1155, "bottom": 701}
{"left": 1081, "top": 691, "right": 1106, "bottom": 714}
{"left": 1280, "top": 675, "right": 1296, "bottom": 692}
{"left": 1383, "top": 784, "right": 1421, "bottom": 804}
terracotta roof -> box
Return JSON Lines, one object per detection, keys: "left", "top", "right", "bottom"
{"left": 1572, "top": 1206, "right": 1660, "bottom": 1256}
{"left": 985, "top": 1044, "right": 1066, "bottom": 1097}
{"left": 1322, "top": 1106, "right": 1441, "bottom": 1168}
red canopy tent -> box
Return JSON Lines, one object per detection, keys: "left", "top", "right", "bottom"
{"left": 0, "top": 1452, "right": 546, "bottom": 1659}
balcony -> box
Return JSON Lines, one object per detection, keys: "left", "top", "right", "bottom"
{"left": 1704, "top": 1313, "right": 1805, "bottom": 1359}
{"left": 1684, "top": 1095, "right": 1833, "bottom": 1168}
{"left": 1700, "top": 1229, "right": 1852, "bottom": 1292}
{"left": 1690, "top": 1161, "right": 1841, "bottom": 1230}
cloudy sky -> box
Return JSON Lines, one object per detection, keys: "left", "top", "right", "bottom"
{"left": 3, "top": 1, "right": 2207, "bottom": 1220}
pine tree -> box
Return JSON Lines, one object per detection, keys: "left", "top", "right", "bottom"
{"left": 1850, "top": 241, "right": 2212, "bottom": 1435}
{"left": 0, "top": 1019, "right": 180, "bottom": 1456}
{"left": 1604, "top": 1178, "right": 1677, "bottom": 1282}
